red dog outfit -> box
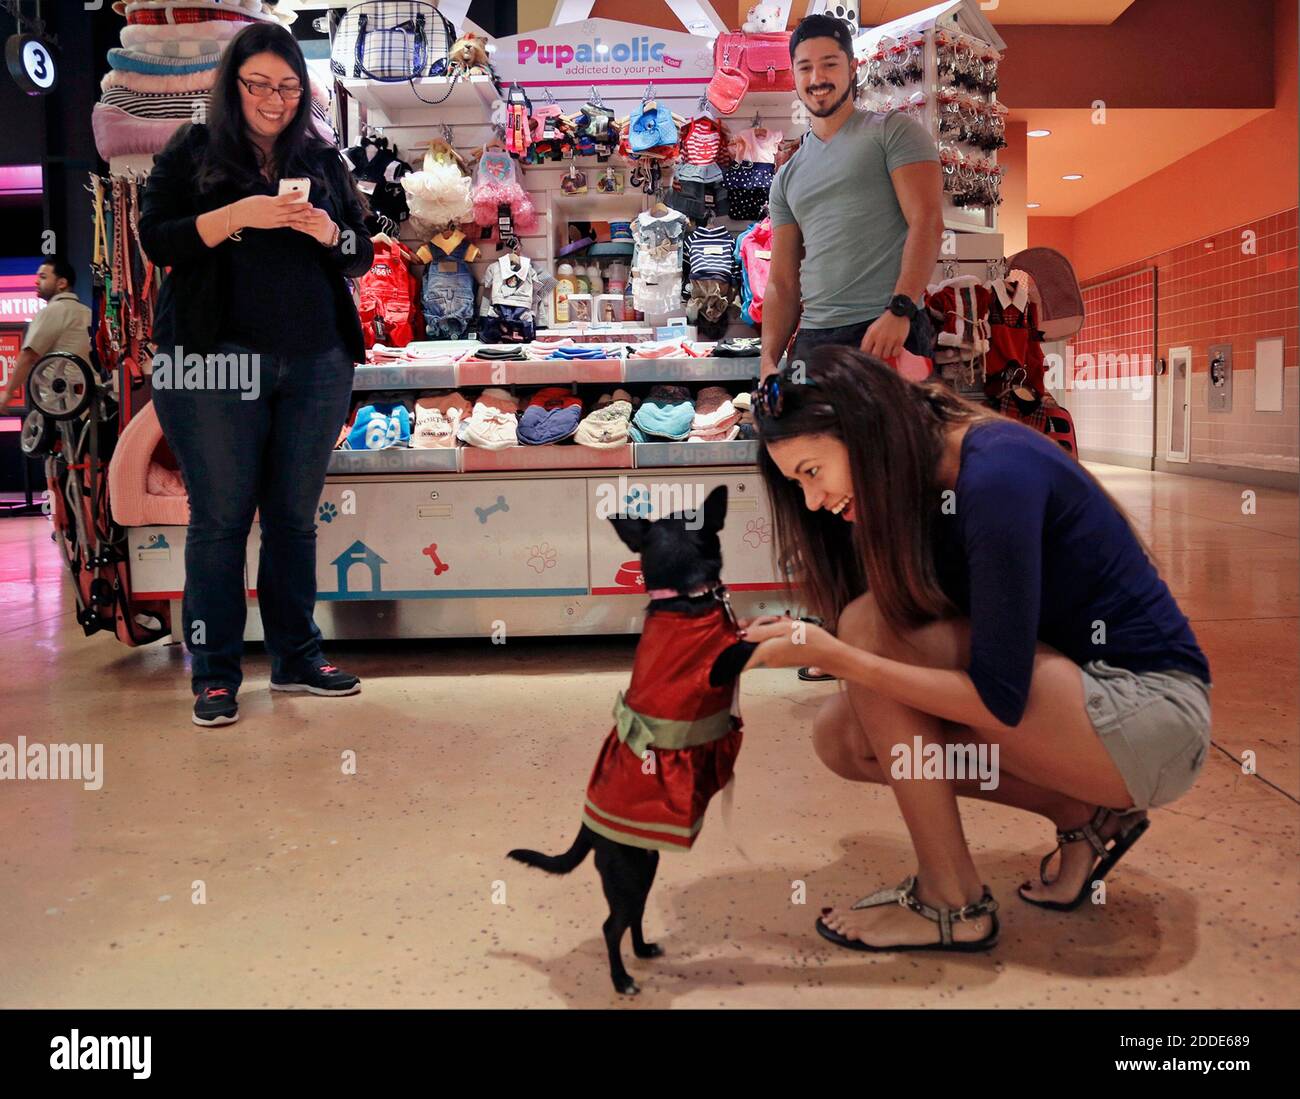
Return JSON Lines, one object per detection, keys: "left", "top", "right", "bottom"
{"left": 582, "top": 605, "right": 744, "bottom": 852}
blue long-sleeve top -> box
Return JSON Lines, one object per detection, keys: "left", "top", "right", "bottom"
{"left": 931, "top": 418, "right": 1211, "bottom": 727}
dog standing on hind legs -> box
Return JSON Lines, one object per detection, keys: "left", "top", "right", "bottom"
{"left": 508, "top": 486, "right": 757, "bottom": 995}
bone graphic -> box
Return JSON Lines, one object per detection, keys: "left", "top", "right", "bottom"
{"left": 475, "top": 495, "right": 510, "bottom": 524}
{"left": 422, "top": 543, "right": 450, "bottom": 575}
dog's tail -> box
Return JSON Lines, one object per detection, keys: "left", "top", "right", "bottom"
{"left": 507, "top": 826, "right": 593, "bottom": 874}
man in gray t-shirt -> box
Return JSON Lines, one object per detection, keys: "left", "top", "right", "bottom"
{"left": 761, "top": 14, "right": 944, "bottom": 380}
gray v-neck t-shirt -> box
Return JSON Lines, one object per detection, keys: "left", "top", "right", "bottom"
{"left": 767, "top": 109, "right": 938, "bottom": 329}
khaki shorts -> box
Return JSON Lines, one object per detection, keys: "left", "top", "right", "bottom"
{"left": 1081, "top": 659, "right": 1213, "bottom": 811}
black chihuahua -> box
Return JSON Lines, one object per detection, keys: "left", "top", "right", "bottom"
{"left": 508, "top": 485, "right": 757, "bottom": 995}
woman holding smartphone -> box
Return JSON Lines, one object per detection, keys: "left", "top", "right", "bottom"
{"left": 141, "top": 23, "right": 374, "bottom": 728}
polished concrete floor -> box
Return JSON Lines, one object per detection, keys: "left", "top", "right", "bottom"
{"left": 1, "top": 463, "right": 1296, "bottom": 1009}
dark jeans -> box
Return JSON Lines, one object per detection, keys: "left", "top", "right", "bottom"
{"left": 790, "top": 309, "right": 936, "bottom": 366}
{"left": 151, "top": 341, "right": 354, "bottom": 693}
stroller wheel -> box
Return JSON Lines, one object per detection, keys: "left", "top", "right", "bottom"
{"left": 20, "top": 410, "right": 54, "bottom": 455}
{"left": 27, "top": 352, "right": 95, "bottom": 420}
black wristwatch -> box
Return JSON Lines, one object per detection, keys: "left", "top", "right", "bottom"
{"left": 887, "top": 294, "right": 918, "bottom": 320}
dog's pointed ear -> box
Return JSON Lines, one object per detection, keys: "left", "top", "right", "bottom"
{"left": 609, "top": 514, "right": 651, "bottom": 552}
{"left": 701, "top": 484, "right": 728, "bottom": 533}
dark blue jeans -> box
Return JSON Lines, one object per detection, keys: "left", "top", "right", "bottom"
{"left": 151, "top": 342, "right": 355, "bottom": 693}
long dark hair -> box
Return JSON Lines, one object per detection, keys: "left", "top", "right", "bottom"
{"left": 756, "top": 346, "right": 1154, "bottom": 635}
{"left": 195, "top": 23, "right": 332, "bottom": 194}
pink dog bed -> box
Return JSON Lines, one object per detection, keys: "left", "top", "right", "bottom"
{"left": 108, "top": 400, "right": 191, "bottom": 527}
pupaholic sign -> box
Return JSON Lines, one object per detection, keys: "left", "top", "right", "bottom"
{"left": 491, "top": 19, "right": 715, "bottom": 89}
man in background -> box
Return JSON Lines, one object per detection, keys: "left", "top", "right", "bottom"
{"left": 762, "top": 13, "right": 944, "bottom": 380}
{"left": 2, "top": 258, "right": 92, "bottom": 410}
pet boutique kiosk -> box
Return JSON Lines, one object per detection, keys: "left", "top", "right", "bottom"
{"left": 119, "top": 0, "right": 1008, "bottom": 641}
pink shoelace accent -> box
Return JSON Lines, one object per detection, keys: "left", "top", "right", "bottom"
{"left": 319, "top": 664, "right": 338, "bottom": 674}
{"left": 206, "top": 688, "right": 230, "bottom": 698}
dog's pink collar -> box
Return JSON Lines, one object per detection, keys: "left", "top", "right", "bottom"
{"left": 646, "top": 585, "right": 716, "bottom": 601}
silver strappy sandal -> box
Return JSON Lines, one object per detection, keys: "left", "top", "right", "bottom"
{"left": 1018, "top": 807, "right": 1150, "bottom": 912}
{"left": 815, "top": 875, "right": 1000, "bottom": 953}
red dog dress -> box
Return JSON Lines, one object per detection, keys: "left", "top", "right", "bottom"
{"left": 582, "top": 605, "right": 744, "bottom": 852}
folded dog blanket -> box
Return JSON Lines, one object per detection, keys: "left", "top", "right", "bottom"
{"left": 518, "top": 387, "right": 583, "bottom": 445}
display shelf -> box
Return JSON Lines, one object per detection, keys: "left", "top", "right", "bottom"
{"left": 624, "top": 357, "right": 759, "bottom": 383}
{"left": 328, "top": 448, "right": 461, "bottom": 474}
{"left": 461, "top": 445, "right": 634, "bottom": 471}
{"left": 338, "top": 75, "right": 499, "bottom": 122}
{"left": 634, "top": 440, "right": 758, "bottom": 466}
{"left": 353, "top": 363, "right": 459, "bottom": 390}
{"left": 456, "top": 358, "right": 623, "bottom": 387}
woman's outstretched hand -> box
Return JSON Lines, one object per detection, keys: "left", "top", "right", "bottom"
{"left": 739, "top": 616, "right": 841, "bottom": 674}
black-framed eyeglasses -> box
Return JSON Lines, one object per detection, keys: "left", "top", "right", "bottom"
{"left": 238, "top": 76, "right": 304, "bottom": 101}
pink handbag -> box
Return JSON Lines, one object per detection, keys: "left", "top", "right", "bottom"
{"left": 707, "top": 31, "right": 793, "bottom": 115}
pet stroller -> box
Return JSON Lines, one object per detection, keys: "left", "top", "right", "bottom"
{"left": 20, "top": 351, "right": 170, "bottom": 644}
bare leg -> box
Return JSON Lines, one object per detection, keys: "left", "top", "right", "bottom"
{"left": 814, "top": 596, "right": 1135, "bottom": 946}
{"left": 813, "top": 691, "right": 1134, "bottom": 904}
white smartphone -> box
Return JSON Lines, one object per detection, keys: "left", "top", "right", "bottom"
{"left": 278, "top": 177, "right": 311, "bottom": 201}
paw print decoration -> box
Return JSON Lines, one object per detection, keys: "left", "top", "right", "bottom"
{"left": 318, "top": 501, "right": 338, "bottom": 524}
{"left": 527, "top": 543, "right": 558, "bottom": 574}
{"left": 826, "top": 3, "right": 859, "bottom": 32}
{"left": 744, "top": 517, "right": 771, "bottom": 549}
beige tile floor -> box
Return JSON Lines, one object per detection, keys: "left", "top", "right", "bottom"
{"left": 0, "top": 464, "right": 1296, "bottom": 1009}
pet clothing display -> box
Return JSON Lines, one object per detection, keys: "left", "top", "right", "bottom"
{"left": 346, "top": 134, "right": 414, "bottom": 237}
{"left": 479, "top": 254, "right": 542, "bottom": 343}
{"left": 679, "top": 115, "right": 724, "bottom": 166}
{"left": 924, "top": 273, "right": 993, "bottom": 370}
{"left": 471, "top": 150, "right": 538, "bottom": 239}
{"left": 341, "top": 402, "right": 412, "bottom": 451}
{"left": 984, "top": 272, "right": 1045, "bottom": 397}
{"left": 574, "top": 391, "right": 634, "bottom": 449}
{"left": 462, "top": 388, "right": 521, "bottom": 450}
{"left": 412, "top": 392, "right": 473, "bottom": 449}
{"left": 517, "top": 387, "right": 583, "bottom": 445}
{"left": 723, "top": 127, "right": 781, "bottom": 222}
{"left": 714, "top": 337, "right": 761, "bottom": 356}
{"left": 689, "top": 386, "right": 741, "bottom": 442}
{"left": 582, "top": 603, "right": 744, "bottom": 851}
{"left": 417, "top": 230, "right": 480, "bottom": 340}
{"left": 403, "top": 140, "right": 474, "bottom": 229}
{"left": 630, "top": 384, "right": 694, "bottom": 443}
{"left": 737, "top": 217, "right": 774, "bottom": 325}
{"left": 358, "top": 240, "right": 423, "bottom": 349}
{"left": 630, "top": 209, "right": 689, "bottom": 317}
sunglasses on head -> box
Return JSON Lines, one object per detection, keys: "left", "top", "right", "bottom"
{"left": 755, "top": 368, "right": 820, "bottom": 419}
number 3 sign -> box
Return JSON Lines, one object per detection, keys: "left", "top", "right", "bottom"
{"left": 5, "top": 34, "right": 58, "bottom": 96}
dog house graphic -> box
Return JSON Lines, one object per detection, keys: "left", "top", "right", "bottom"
{"left": 332, "top": 540, "right": 387, "bottom": 595}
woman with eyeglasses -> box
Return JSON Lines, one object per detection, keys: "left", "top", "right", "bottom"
{"left": 740, "top": 347, "right": 1211, "bottom": 952}
{"left": 140, "top": 23, "right": 373, "bottom": 728}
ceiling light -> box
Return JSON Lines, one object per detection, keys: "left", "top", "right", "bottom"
{"left": 1027, "top": 129, "right": 1051, "bottom": 138}
{"left": 1026, "top": 202, "right": 1041, "bottom": 208}
{"left": 1062, "top": 173, "right": 1084, "bottom": 180}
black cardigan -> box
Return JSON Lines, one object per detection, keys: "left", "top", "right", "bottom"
{"left": 140, "top": 124, "right": 375, "bottom": 363}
